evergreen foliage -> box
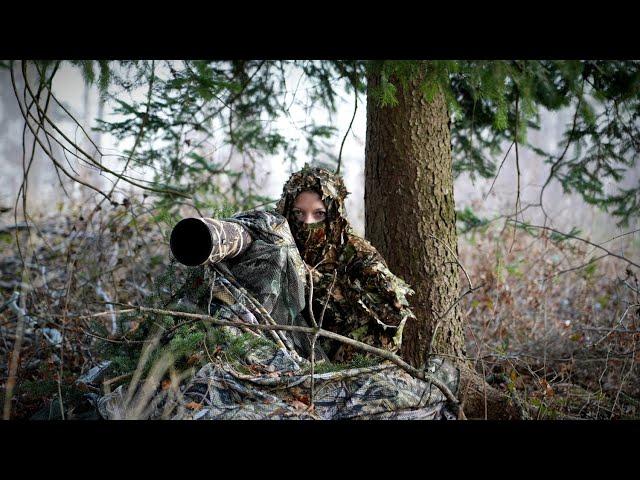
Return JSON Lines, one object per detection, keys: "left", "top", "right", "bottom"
{"left": 11, "top": 59, "right": 637, "bottom": 225}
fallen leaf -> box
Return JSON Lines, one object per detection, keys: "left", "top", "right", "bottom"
{"left": 540, "top": 379, "right": 555, "bottom": 397}
{"left": 185, "top": 401, "right": 203, "bottom": 411}
{"left": 290, "top": 400, "right": 308, "bottom": 410}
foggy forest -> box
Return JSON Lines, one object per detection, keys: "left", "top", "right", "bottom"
{"left": 1, "top": 60, "right": 639, "bottom": 420}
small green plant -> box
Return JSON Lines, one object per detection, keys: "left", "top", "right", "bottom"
{"left": 505, "top": 261, "right": 523, "bottom": 278}
{"left": 300, "top": 352, "right": 382, "bottom": 375}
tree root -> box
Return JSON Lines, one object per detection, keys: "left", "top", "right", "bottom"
{"left": 457, "top": 362, "right": 525, "bottom": 420}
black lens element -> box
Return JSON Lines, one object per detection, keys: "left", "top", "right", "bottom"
{"left": 169, "top": 218, "right": 213, "bottom": 266}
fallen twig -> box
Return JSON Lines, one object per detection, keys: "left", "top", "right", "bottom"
{"left": 108, "top": 302, "right": 462, "bottom": 411}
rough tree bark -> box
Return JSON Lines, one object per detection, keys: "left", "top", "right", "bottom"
{"left": 364, "top": 64, "right": 521, "bottom": 420}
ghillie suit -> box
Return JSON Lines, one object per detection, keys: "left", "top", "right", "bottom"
{"left": 95, "top": 167, "right": 460, "bottom": 420}
{"left": 275, "top": 164, "right": 416, "bottom": 362}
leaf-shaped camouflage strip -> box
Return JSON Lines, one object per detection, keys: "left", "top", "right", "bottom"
{"left": 275, "top": 163, "right": 418, "bottom": 362}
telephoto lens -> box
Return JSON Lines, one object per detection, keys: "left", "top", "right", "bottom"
{"left": 169, "top": 217, "right": 252, "bottom": 266}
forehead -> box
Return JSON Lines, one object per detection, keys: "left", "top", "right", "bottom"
{"left": 293, "top": 190, "right": 324, "bottom": 207}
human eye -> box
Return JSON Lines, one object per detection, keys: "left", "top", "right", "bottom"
{"left": 314, "top": 210, "right": 326, "bottom": 219}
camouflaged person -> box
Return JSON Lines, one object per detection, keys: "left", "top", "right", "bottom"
{"left": 95, "top": 163, "right": 461, "bottom": 420}
{"left": 275, "top": 163, "right": 417, "bottom": 363}
{"left": 172, "top": 163, "right": 417, "bottom": 363}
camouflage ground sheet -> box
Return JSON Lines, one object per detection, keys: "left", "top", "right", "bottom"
{"left": 97, "top": 326, "right": 459, "bottom": 420}
{"left": 96, "top": 208, "right": 461, "bottom": 420}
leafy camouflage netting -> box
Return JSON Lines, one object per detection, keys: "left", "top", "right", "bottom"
{"left": 97, "top": 330, "right": 459, "bottom": 420}
{"left": 275, "top": 165, "right": 418, "bottom": 361}
{"left": 95, "top": 206, "right": 460, "bottom": 420}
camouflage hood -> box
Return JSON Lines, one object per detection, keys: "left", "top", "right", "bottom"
{"left": 275, "top": 164, "right": 353, "bottom": 268}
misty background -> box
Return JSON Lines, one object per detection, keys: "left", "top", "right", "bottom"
{"left": 1, "top": 64, "right": 638, "bottom": 250}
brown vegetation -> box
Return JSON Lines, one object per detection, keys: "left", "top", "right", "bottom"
{"left": 1, "top": 197, "right": 638, "bottom": 419}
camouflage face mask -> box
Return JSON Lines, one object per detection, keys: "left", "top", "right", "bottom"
{"left": 291, "top": 219, "right": 328, "bottom": 266}
{"left": 275, "top": 163, "right": 352, "bottom": 269}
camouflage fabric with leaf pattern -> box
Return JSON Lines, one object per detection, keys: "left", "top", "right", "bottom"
{"left": 98, "top": 323, "right": 460, "bottom": 420}
{"left": 96, "top": 167, "right": 460, "bottom": 420}
{"left": 275, "top": 164, "right": 416, "bottom": 362}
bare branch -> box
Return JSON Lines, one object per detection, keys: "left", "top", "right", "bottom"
{"left": 510, "top": 219, "right": 640, "bottom": 270}
{"left": 106, "top": 302, "right": 461, "bottom": 409}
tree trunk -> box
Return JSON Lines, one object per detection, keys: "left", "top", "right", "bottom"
{"left": 364, "top": 65, "right": 521, "bottom": 419}
{"left": 364, "top": 67, "right": 464, "bottom": 368}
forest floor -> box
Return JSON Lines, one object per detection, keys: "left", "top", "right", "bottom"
{"left": 1, "top": 197, "right": 639, "bottom": 420}
{"left": 458, "top": 221, "right": 640, "bottom": 419}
